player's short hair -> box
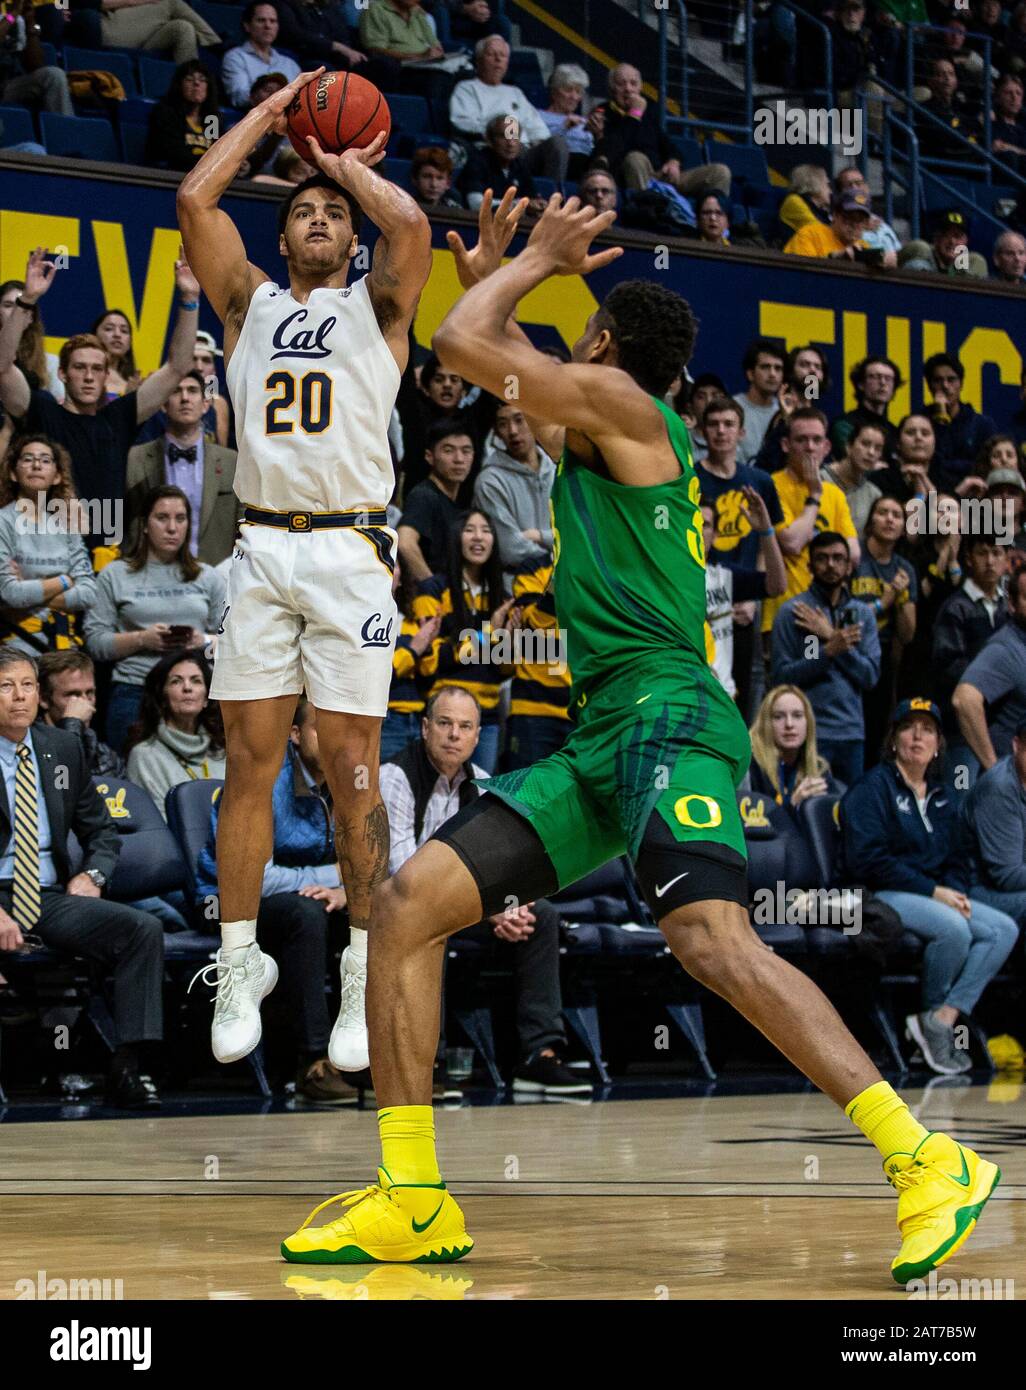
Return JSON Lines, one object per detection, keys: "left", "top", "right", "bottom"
{"left": 593, "top": 279, "right": 697, "bottom": 396}
{"left": 59, "top": 333, "right": 109, "bottom": 374}
{"left": 785, "top": 405, "right": 829, "bottom": 436}
{"left": 425, "top": 416, "right": 475, "bottom": 452}
{"left": 701, "top": 395, "right": 744, "bottom": 429}
{"left": 277, "top": 176, "right": 362, "bottom": 239}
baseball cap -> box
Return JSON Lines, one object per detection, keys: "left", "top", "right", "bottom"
{"left": 987, "top": 467, "right": 1025, "bottom": 491}
{"left": 195, "top": 330, "right": 222, "bottom": 359}
{"left": 832, "top": 189, "right": 872, "bottom": 216}
{"left": 892, "top": 697, "right": 942, "bottom": 730}
{"left": 935, "top": 209, "right": 969, "bottom": 236}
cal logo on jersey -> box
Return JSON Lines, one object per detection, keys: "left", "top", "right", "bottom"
{"left": 271, "top": 309, "right": 337, "bottom": 361}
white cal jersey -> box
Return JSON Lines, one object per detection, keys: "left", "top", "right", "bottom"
{"left": 226, "top": 275, "right": 401, "bottom": 513}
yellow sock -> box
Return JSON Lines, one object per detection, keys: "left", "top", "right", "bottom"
{"left": 846, "top": 1081, "right": 929, "bottom": 1161}
{"left": 378, "top": 1106, "right": 441, "bottom": 1186}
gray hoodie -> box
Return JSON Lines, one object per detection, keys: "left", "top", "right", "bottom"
{"left": 473, "top": 445, "right": 556, "bottom": 570}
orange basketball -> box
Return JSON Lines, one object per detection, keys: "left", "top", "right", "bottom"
{"left": 286, "top": 72, "right": 391, "bottom": 160}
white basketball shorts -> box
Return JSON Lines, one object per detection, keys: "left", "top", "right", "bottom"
{"left": 210, "top": 521, "right": 398, "bottom": 716}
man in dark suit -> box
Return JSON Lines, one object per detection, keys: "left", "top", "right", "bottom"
{"left": 125, "top": 371, "right": 242, "bottom": 566}
{"left": 0, "top": 649, "right": 165, "bottom": 1107}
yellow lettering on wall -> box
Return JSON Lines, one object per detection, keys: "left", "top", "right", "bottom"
{"left": 886, "top": 316, "right": 911, "bottom": 418}
{"left": 921, "top": 320, "right": 946, "bottom": 371}
{"left": 0, "top": 211, "right": 81, "bottom": 359}
{"left": 841, "top": 312, "right": 867, "bottom": 411}
{"left": 413, "top": 248, "right": 599, "bottom": 352}
{"left": 758, "top": 302, "right": 835, "bottom": 353}
{"left": 957, "top": 328, "right": 1022, "bottom": 414}
{"left": 92, "top": 222, "right": 182, "bottom": 375}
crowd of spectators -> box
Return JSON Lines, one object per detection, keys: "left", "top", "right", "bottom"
{"left": 2, "top": 11, "right": 1026, "bottom": 1097}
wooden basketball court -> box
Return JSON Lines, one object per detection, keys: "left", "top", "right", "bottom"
{"left": 2, "top": 1083, "right": 1023, "bottom": 1300}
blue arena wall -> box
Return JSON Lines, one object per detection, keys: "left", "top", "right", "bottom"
{"left": 2, "top": 156, "right": 1024, "bottom": 427}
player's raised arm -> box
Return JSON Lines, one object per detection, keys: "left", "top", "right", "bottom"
{"left": 177, "top": 69, "right": 324, "bottom": 351}
{"left": 434, "top": 196, "right": 650, "bottom": 447}
{"left": 305, "top": 131, "right": 432, "bottom": 363}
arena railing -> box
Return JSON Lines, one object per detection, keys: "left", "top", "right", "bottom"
{"left": 905, "top": 20, "right": 994, "bottom": 176}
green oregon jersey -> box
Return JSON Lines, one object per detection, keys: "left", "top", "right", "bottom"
{"left": 550, "top": 395, "right": 706, "bottom": 699}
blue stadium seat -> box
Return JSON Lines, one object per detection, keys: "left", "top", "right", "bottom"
{"left": 119, "top": 121, "right": 149, "bottom": 165}
{"left": 41, "top": 112, "right": 119, "bottom": 162}
{"left": 707, "top": 141, "right": 770, "bottom": 188}
{"left": 738, "top": 791, "right": 808, "bottom": 953}
{"left": 165, "top": 778, "right": 223, "bottom": 907}
{"left": 121, "top": 95, "right": 156, "bottom": 124}
{"left": 0, "top": 105, "right": 37, "bottom": 147}
{"left": 678, "top": 136, "right": 704, "bottom": 171}
{"left": 533, "top": 176, "right": 556, "bottom": 200}
{"left": 39, "top": 41, "right": 58, "bottom": 67}
{"left": 384, "top": 93, "right": 431, "bottom": 139}
{"left": 796, "top": 795, "right": 842, "bottom": 889}
{"left": 138, "top": 55, "right": 178, "bottom": 101}
{"left": 509, "top": 50, "right": 544, "bottom": 91}
{"left": 192, "top": 0, "right": 244, "bottom": 43}
{"left": 64, "top": 45, "right": 137, "bottom": 96}
{"left": 382, "top": 156, "right": 412, "bottom": 186}
{"left": 92, "top": 777, "right": 188, "bottom": 901}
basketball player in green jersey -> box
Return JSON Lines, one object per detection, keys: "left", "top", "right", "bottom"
{"left": 281, "top": 194, "right": 1000, "bottom": 1280}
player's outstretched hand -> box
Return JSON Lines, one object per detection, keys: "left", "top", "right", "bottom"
{"left": 261, "top": 67, "right": 325, "bottom": 133}
{"left": 305, "top": 129, "right": 388, "bottom": 181}
{"left": 446, "top": 186, "right": 530, "bottom": 290}
{"left": 525, "top": 194, "right": 623, "bottom": 276}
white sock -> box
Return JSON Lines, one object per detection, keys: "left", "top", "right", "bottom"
{"left": 222, "top": 919, "right": 257, "bottom": 956}
{"left": 347, "top": 927, "right": 368, "bottom": 965}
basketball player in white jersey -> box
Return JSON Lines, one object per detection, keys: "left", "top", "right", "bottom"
{"left": 177, "top": 69, "right": 432, "bottom": 1071}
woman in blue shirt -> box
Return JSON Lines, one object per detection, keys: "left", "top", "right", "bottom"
{"left": 841, "top": 698, "right": 1018, "bottom": 1074}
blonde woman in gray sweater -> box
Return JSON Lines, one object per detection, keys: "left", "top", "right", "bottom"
{"left": 0, "top": 433, "right": 96, "bottom": 655}
{"left": 84, "top": 484, "right": 225, "bottom": 750}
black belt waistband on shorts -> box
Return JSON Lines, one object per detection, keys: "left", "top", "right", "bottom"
{"left": 243, "top": 507, "right": 388, "bottom": 533}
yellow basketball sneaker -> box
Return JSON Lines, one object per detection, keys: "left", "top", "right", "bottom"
{"left": 280, "top": 1168, "right": 473, "bottom": 1264}
{"left": 885, "top": 1131, "right": 1000, "bottom": 1285}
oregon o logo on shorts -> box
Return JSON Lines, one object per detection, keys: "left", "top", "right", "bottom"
{"left": 674, "top": 794, "right": 722, "bottom": 829}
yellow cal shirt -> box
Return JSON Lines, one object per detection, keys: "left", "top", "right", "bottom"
{"left": 762, "top": 469, "right": 857, "bottom": 631}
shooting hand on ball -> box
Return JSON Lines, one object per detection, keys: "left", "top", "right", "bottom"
{"left": 305, "top": 129, "right": 388, "bottom": 180}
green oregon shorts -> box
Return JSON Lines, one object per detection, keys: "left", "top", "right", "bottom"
{"left": 484, "top": 653, "right": 751, "bottom": 894}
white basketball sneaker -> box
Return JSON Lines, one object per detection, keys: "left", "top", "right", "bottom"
{"left": 190, "top": 943, "right": 279, "bottom": 1064}
{"left": 329, "top": 946, "right": 369, "bottom": 1071}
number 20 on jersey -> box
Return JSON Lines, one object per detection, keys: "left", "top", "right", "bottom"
{"left": 265, "top": 371, "right": 333, "bottom": 435}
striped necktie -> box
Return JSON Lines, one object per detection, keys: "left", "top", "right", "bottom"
{"left": 12, "top": 741, "right": 41, "bottom": 932}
